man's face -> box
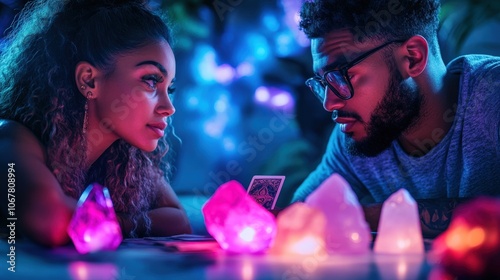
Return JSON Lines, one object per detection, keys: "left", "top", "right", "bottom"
{"left": 310, "top": 30, "right": 422, "bottom": 157}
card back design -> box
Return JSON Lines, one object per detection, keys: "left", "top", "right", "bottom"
{"left": 247, "top": 175, "right": 285, "bottom": 210}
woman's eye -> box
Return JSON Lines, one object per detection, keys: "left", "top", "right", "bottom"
{"left": 142, "top": 75, "right": 163, "bottom": 89}
{"left": 167, "top": 84, "right": 176, "bottom": 95}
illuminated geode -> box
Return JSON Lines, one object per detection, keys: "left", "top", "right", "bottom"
{"left": 432, "top": 197, "right": 500, "bottom": 278}
{"left": 202, "top": 180, "right": 277, "bottom": 253}
{"left": 67, "top": 183, "right": 122, "bottom": 254}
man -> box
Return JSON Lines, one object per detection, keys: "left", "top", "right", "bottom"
{"left": 292, "top": 0, "right": 500, "bottom": 238}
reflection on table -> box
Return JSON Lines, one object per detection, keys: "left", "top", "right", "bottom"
{"left": 0, "top": 235, "right": 437, "bottom": 280}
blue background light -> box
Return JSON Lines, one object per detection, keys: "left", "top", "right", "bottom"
{"left": 166, "top": 0, "right": 326, "bottom": 195}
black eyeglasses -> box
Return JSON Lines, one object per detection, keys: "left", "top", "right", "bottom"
{"left": 305, "top": 39, "right": 405, "bottom": 101}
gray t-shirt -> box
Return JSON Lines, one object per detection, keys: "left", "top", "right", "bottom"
{"left": 292, "top": 55, "right": 500, "bottom": 204}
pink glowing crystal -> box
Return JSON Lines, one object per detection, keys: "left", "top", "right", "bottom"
{"left": 202, "top": 180, "right": 277, "bottom": 253}
{"left": 67, "top": 183, "right": 122, "bottom": 254}
{"left": 374, "top": 188, "right": 424, "bottom": 254}
{"left": 268, "top": 202, "right": 327, "bottom": 257}
{"left": 305, "top": 173, "right": 371, "bottom": 254}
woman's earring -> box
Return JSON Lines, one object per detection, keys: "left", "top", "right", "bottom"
{"left": 83, "top": 91, "right": 92, "bottom": 135}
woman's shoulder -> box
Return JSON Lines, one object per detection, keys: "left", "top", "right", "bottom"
{"left": 0, "top": 119, "right": 46, "bottom": 161}
{"left": 0, "top": 119, "right": 38, "bottom": 140}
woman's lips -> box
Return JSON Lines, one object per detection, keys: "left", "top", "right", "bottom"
{"left": 147, "top": 123, "right": 166, "bottom": 138}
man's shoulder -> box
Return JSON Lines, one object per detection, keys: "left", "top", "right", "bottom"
{"left": 448, "top": 54, "right": 500, "bottom": 74}
{"left": 450, "top": 55, "right": 500, "bottom": 107}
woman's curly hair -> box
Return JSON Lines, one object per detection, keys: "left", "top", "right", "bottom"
{"left": 0, "top": 0, "right": 175, "bottom": 237}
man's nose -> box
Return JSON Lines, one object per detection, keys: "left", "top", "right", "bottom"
{"left": 323, "top": 87, "right": 345, "bottom": 112}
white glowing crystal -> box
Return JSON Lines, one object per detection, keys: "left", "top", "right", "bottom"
{"left": 305, "top": 173, "right": 371, "bottom": 254}
{"left": 374, "top": 188, "right": 424, "bottom": 254}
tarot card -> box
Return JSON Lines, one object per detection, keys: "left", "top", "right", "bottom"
{"left": 247, "top": 175, "right": 285, "bottom": 210}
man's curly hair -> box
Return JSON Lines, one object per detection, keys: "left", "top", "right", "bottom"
{"left": 300, "top": 0, "right": 441, "bottom": 51}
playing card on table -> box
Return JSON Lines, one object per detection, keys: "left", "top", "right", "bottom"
{"left": 247, "top": 175, "right": 285, "bottom": 210}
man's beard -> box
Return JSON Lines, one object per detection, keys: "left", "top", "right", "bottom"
{"left": 345, "top": 66, "right": 422, "bottom": 157}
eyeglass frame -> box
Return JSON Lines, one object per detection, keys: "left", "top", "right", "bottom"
{"left": 305, "top": 39, "right": 406, "bottom": 101}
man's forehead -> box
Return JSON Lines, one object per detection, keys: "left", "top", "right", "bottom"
{"left": 310, "top": 30, "right": 373, "bottom": 73}
{"left": 311, "top": 38, "right": 329, "bottom": 74}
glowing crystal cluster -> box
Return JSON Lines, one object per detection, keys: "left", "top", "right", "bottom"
{"left": 305, "top": 173, "right": 371, "bottom": 254}
{"left": 67, "top": 183, "right": 122, "bottom": 254}
{"left": 202, "top": 180, "right": 277, "bottom": 253}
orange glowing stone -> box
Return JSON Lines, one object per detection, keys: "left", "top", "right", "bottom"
{"left": 432, "top": 197, "right": 500, "bottom": 278}
{"left": 268, "top": 202, "right": 327, "bottom": 257}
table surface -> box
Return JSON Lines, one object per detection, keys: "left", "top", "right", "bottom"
{"left": 1, "top": 235, "right": 439, "bottom": 280}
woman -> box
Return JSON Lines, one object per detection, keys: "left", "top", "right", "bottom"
{"left": 0, "top": 0, "right": 191, "bottom": 247}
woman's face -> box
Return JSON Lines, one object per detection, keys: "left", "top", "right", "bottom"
{"left": 88, "top": 40, "right": 176, "bottom": 152}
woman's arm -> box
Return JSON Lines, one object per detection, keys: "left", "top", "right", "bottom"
{"left": 118, "top": 177, "right": 192, "bottom": 237}
{"left": 0, "top": 120, "right": 76, "bottom": 247}
{"left": 147, "top": 180, "right": 192, "bottom": 236}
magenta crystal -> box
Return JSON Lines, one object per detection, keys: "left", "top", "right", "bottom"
{"left": 202, "top": 180, "right": 277, "bottom": 253}
{"left": 305, "top": 173, "right": 371, "bottom": 254}
{"left": 67, "top": 183, "right": 122, "bottom": 254}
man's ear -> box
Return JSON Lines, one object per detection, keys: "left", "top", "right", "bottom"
{"left": 398, "top": 35, "right": 428, "bottom": 78}
{"left": 75, "top": 62, "right": 100, "bottom": 98}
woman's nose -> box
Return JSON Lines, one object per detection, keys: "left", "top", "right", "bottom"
{"left": 156, "top": 93, "right": 175, "bottom": 116}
